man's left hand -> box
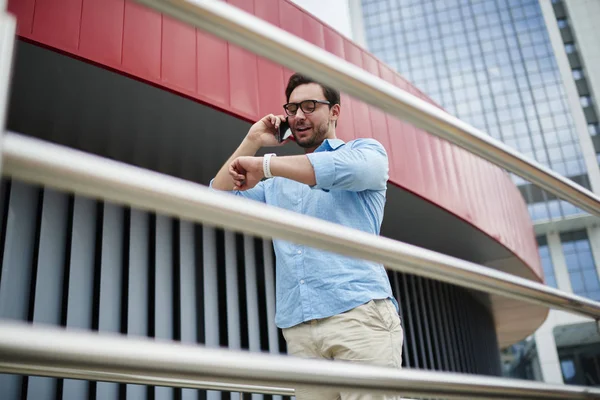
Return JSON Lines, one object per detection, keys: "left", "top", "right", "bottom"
{"left": 229, "top": 156, "right": 264, "bottom": 191}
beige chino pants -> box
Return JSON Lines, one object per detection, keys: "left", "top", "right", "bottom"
{"left": 282, "top": 299, "right": 404, "bottom": 400}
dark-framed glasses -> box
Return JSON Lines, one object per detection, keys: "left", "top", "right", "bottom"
{"left": 283, "top": 100, "right": 331, "bottom": 116}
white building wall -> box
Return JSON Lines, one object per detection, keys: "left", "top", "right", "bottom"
{"left": 564, "top": 0, "right": 600, "bottom": 119}
{"left": 347, "top": 0, "right": 368, "bottom": 48}
{"left": 539, "top": 0, "right": 600, "bottom": 192}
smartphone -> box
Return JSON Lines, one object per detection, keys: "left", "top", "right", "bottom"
{"left": 278, "top": 119, "right": 293, "bottom": 143}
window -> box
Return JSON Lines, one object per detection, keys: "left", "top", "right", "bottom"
{"left": 565, "top": 43, "right": 576, "bottom": 54}
{"left": 572, "top": 69, "right": 584, "bottom": 80}
{"left": 557, "top": 18, "right": 568, "bottom": 29}
{"left": 561, "top": 230, "right": 600, "bottom": 300}
{"left": 529, "top": 202, "right": 549, "bottom": 221}
{"left": 561, "top": 359, "right": 576, "bottom": 383}
{"left": 538, "top": 236, "right": 557, "bottom": 288}
{"left": 580, "top": 96, "right": 592, "bottom": 108}
{"left": 589, "top": 124, "right": 600, "bottom": 135}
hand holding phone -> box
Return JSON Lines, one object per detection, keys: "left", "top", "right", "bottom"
{"left": 278, "top": 119, "right": 292, "bottom": 143}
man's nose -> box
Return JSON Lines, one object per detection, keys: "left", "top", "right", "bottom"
{"left": 295, "top": 108, "right": 306, "bottom": 120}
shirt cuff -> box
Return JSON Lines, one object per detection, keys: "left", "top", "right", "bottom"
{"left": 209, "top": 178, "right": 228, "bottom": 192}
{"left": 306, "top": 152, "right": 336, "bottom": 190}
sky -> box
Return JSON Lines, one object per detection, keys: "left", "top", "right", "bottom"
{"left": 289, "top": 0, "right": 353, "bottom": 39}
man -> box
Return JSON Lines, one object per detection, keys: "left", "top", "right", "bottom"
{"left": 211, "top": 73, "right": 403, "bottom": 400}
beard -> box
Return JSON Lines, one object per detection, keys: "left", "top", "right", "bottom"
{"left": 292, "top": 120, "right": 330, "bottom": 149}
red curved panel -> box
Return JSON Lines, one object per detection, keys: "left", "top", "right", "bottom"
{"left": 79, "top": 0, "right": 124, "bottom": 66}
{"left": 7, "top": 0, "right": 542, "bottom": 280}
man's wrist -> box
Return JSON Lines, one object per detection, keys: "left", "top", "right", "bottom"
{"left": 264, "top": 154, "right": 278, "bottom": 178}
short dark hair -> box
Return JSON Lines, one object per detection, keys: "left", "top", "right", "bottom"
{"left": 285, "top": 73, "right": 341, "bottom": 106}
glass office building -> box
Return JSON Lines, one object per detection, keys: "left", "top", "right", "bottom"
{"left": 360, "top": 0, "right": 588, "bottom": 220}
{"left": 353, "top": 0, "right": 600, "bottom": 386}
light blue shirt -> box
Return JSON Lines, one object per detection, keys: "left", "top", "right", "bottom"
{"left": 211, "top": 138, "right": 398, "bottom": 328}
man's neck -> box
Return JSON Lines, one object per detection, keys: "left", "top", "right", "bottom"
{"left": 304, "top": 132, "right": 337, "bottom": 154}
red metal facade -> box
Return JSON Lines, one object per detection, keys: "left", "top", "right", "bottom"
{"left": 7, "top": 0, "right": 542, "bottom": 279}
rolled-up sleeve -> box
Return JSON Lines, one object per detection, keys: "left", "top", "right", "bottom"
{"left": 306, "top": 139, "right": 389, "bottom": 192}
{"left": 209, "top": 178, "right": 267, "bottom": 203}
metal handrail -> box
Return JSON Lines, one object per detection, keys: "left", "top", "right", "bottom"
{"left": 134, "top": 0, "right": 600, "bottom": 217}
{"left": 4, "top": 132, "right": 600, "bottom": 321}
{"left": 0, "top": 361, "right": 294, "bottom": 396}
{"left": 1, "top": 322, "right": 599, "bottom": 399}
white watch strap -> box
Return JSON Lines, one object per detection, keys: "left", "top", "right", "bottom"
{"left": 263, "top": 153, "right": 276, "bottom": 178}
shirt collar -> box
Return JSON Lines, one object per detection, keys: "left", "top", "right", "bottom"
{"left": 314, "top": 138, "right": 345, "bottom": 153}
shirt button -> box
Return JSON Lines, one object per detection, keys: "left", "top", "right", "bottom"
{"left": 300, "top": 280, "right": 305, "bottom": 284}
{"left": 297, "top": 250, "right": 302, "bottom": 255}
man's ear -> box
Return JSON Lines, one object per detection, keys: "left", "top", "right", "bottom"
{"left": 331, "top": 103, "right": 341, "bottom": 122}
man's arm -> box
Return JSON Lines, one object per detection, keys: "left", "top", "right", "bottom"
{"left": 270, "top": 156, "right": 316, "bottom": 186}
{"left": 229, "top": 155, "right": 316, "bottom": 191}
{"left": 306, "top": 139, "right": 388, "bottom": 191}
{"left": 230, "top": 139, "right": 388, "bottom": 192}
{"left": 212, "top": 114, "right": 287, "bottom": 191}
{"left": 212, "top": 139, "right": 262, "bottom": 191}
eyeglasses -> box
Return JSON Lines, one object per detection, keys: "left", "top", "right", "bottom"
{"left": 283, "top": 100, "right": 331, "bottom": 116}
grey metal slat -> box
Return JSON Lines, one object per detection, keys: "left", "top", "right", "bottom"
{"left": 179, "top": 220, "right": 197, "bottom": 343}
{"left": 225, "top": 230, "right": 241, "bottom": 350}
{"left": 236, "top": 234, "right": 249, "bottom": 352}
{"left": 261, "top": 239, "right": 281, "bottom": 400}
{"left": 445, "top": 284, "right": 464, "bottom": 372}
{"left": 203, "top": 225, "right": 221, "bottom": 400}
{"left": 62, "top": 196, "right": 97, "bottom": 399}
{"left": 252, "top": 238, "right": 269, "bottom": 354}
{"left": 451, "top": 286, "right": 469, "bottom": 373}
{"left": 243, "top": 236, "right": 261, "bottom": 349}
{"left": 95, "top": 202, "right": 124, "bottom": 399}
{"left": 430, "top": 280, "right": 449, "bottom": 372}
{"left": 27, "top": 188, "right": 69, "bottom": 400}
{"left": 262, "top": 239, "right": 278, "bottom": 355}
{"left": 126, "top": 208, "right": 150, "bottom": 400}
{"left": 471, "top": 296, "right": 484, "bottom": 374}
{"left": 423, "top": 278, "right": 443, "bottom": 370}
{"left": 438, "top": 282, "right": 457, "bottom": 372}
{"left": 154, "top": 214, "right": 175, "bottom": 400}
{"left": 392, "top": 273, "right": 409, "bottom": 368}
{"left": 400, "top": 274, "right": 418, "bottom": 368}
{"left": 476, "top": 305, "right": 491, "bottom": 375}
{"left": 244, "top": 235, "right": 263, "bottom": 400}
{"left": 459, "top": 291, "right": 477, "bottom": 374}
{"left": 224, "top": 230, "right": 241, "bottom": 400}
{"left": 0, "top": 181, "right": 39, "bottom": 399}
{"left": 179, "top": 220, "right": 200, "bottom": 400}
{"left": 408, "top": 275, "right": 427, "bottom": 368}
{"left": 416, "top": 277, "right": 435, "bottom": 370}
{"left": 488, "top": 313, "right": 502, "bottom": 375}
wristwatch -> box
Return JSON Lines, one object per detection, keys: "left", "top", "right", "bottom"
{"left": 263, "top": 153, "right": 277, "bottom": 179}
